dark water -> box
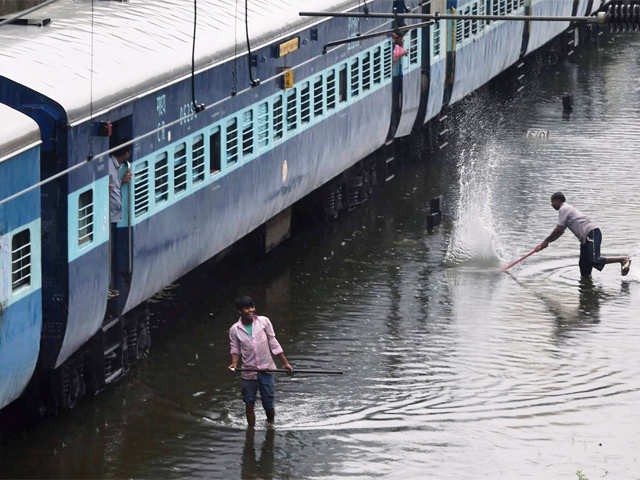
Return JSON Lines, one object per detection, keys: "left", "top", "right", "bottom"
{"left": 3, "top": 35, "right": 640, "bottom": 479}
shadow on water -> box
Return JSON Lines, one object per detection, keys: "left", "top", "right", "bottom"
{"left": 242, "top": 428, "right": 275, "bottom": 479}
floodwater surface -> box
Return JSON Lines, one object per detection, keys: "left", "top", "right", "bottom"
{"left": 3, "top": 35, "right": 640, "bottom": 479}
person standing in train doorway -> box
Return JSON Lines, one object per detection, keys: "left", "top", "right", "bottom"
{"left": 536, "top": 192, "right": 631, "bottom": 278}
{"left": 228, "top": 296, "right": 293, "bottom": 428}
{"left": 108, "top": 142, "right": 132, "bottom": 297}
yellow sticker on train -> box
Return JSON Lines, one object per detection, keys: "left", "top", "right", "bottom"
{"left": 279, "top": 38, "right": 299, "bottom": 57}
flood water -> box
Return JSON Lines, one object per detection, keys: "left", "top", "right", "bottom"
{"left": 3, "top": 34, "right": 640, "bottom": 479}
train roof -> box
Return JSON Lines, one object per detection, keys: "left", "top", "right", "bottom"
{"left": 0, "top": 103, "right": 41, "bottom": 164}
{"left": 0, "top": 0, "right": 364, "bottom": 126}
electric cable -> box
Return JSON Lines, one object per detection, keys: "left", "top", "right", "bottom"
{"left": 245, "top": 0, "right": 261, "bottom": 86}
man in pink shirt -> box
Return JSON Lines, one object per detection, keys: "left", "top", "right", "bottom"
{"left": 228, "top": 296, "right": 293, "bottom": 427}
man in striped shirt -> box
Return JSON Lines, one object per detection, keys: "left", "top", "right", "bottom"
{"left": 229, "top": 296, "right": 293, "bottom": 428}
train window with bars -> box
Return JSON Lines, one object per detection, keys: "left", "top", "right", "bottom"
{"left": 273, "top": 95, "right": 284, "bottom": 140}
{"left": 226, "top": 118, "right": 239, "bottom": 165}
{"left": 155, "top": 152, "right": 169, "bottom": 203}
{"left": 210, "top": 127, "right": 221, "bottom": 175}
{"left": 174, "top": 144, "right": 188, "bottom": 194}
{"left": 242, "top": 110, "right": 254, "bottom": 156}
{"left": 338, "top": 65, "right": 347, "bottom": 103}
{"left": 11, "top": 229, "right": 31, "bottom": 292}
{"left": 519, "top": 0, "right": 524, "bottom": 7}
{"left": 383, "top": 42, "right": 392, "bottom": 79}
{"left": 409, "top": 29, "right": 419, "bottom": 64}
{"left": 133, "top": 160, "right": 149, "bottom": 217}
{"left": 300, "top": 82, "right": 311, "bottom": 124}
{"left": 313, "top": 76, "right": 324, "bottom": 117}
{"left": 485, "top": 0, "right": 492, "bottom": 24}
{"left": 362, "top": 51, "right": 371, "bottom": 91}
{"left": 472, "top": 3, "right": 479, "bottom": 34}
{"left": 492, "top": 0, "right": 499, "bottom": 16}
{"left": 432, "top": 21, "right": 441, "bottom": 57}
{"left": 257, "top": 102, "right": 269, "bottom": 147}
{"left": 464, "top": 7, "right": 471, "bottom": 38}
{"left": 372, "top": 47, "right": 382, "bottom": 84}
{"left": 456, "top": 14, "right": 464, "bottom": 42}
{"left": 500, "top": 0, "right": 506, "bottom": 16}
{"left": 192, "top": 134, "right": 205, "bottom": 184}
{"left": 350, "top": 58, "right": 360, "bottom": 97}
{"left": 326, "top": 70, "right": 336, "bottom": 110}
{"left": 77, "top": 189, "right": 94, "bottom": 246}
{"left": 286, "top": 88, "right": 297, "bottom": 131}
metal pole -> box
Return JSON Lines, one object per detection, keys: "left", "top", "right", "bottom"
{"left": 299, "top": 10, "right": 608, "bottom": 24}
{"left": 234, "top": 368, "right": 344, "bottom": 374}
{"left": 126, "top": 161, "right": 132, "bottom": 275}
{"left": 323, "top": 20, "right": 434, "bottom": 53}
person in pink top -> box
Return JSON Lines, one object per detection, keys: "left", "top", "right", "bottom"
{"left": 229, "top": 296, "right": 293, "bottom": 427}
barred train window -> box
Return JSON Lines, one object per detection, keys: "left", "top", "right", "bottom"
{"left": 486, "top": 0, "right": 492, "bottom": 24}
{"left": 257, "top": 102, "right": 269, "bottom": 147}
{"left": 384, "top": 42, "right": 392, "bottom": 79}
{"left": 326, "top": 71, "right": 336, "bottom": 110}
{"left": 338, "top": 65, "right": 347, "bottom": 103}
{"left": 273, "top": 96, "right": 283, "bottom": 140}
{"left": 209, "top": 127, "right": 221, "bottom": 174}
{"left": 174, "top": 143, "right": 188, "bottom": 194}
{"left": 313, "top": 76, "right": 324, "bottom": 117}
{"left": 373, "top": 47, "right": 382, "bottom": 84}
{"left": 242, "top": 110, "right": 254, "bottom": 156}
{"left": 362, "top": 52, "right": 371, "bottom": 91}
{"left": 472, "top": 3, "right": 479, "bottom": 35}
{"left": 155, "top": 152, "right": 169, "bottom": 203}
{"left": 464, "top": 7, "right": 471, "bottom": 39}
{"left": 300, "top": 82, "right": 311, "bottom": 124}
{"left": 192, "top": 134, "right": 205, "bottom": 184}
{"left": 11, "top": 229, "right": 31, "bottom": 292}
{"left": 409, "top": 30, "right": 418, "bottom": 64}
{"left": 134, "top": 160, "right": 149, "bottom": 217}
{"left": 351, "top": 58, "right": 360, "bottom": 97}
{"left": 226, "top": 118, "right": 238, "bottom": 165}
{"left": 78, "top": 189, "right": 94, "bottom": 246}
{"left": 432, "top": 22, "right": 441, "bottom": 57}
{"left": 286, "top": 88, "right": 297, "bottom": 131}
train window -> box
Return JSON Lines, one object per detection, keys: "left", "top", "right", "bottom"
{"left": 472, "top": 3, "right": 478, "bottom": 35}
{"left": 174, "top": 144, "right": 188, "bottom": 194}
{"left": 209, "top": 127, "right": 221, "bottom": 175}
{"left": 226, "top": 118, "right": 239, "bottom": 165}
{"left": 11, "top": 229, "right": 31, "bottom": 292}
{"left": 519, "top": 0, "right": 524, "bottom": 7}
{"left": 485, "top": 0, "right": 492, "bottom": 24}
{"left": 456, "top": 15, "right": 464, "bottom": 43}
{"left": 273, "top": 95, "right": 284, "bottom": 140}
{"left": 409, "top": 29, "right": 419, "bottom": 64}
{"left": 492, "top": 0, "right": 499, "bottom": 17}
{"left": 338, "top": 65, "right": 347, "bottom": 103}
{"left": 133, "top": 160, "right": 150, "bottom": 217}
{"left": 464, "top": 7, "right": 471, "bottom": 39}
{"left": 432, "top": 22, "right": 441, "bottom": 57}
{"left": 155, "top": 152, "right": 169, "bottom": 203}
{"left": 257, "top": 102, "right": 269, "bottom": 148}
{"left": 362, "top": 52, "right": 371, "bottom": 91}
{"left": 351, "top": 58, "right": 360, "bottom": 97}
{"left": 372, "top": 47, "right": 382, "bottom": 84}
{"left": 300, "top": 82, "right": 311, "bottom": 124}
{"left": 78, "top": 189, "right": 94, "bottom": 246}
{"left": 242, "top": 109, "right": 254, "bottom": 156}
{"left": 384, "top": 41, "right": 393, "bottom": 79}
{"left": 286, "top": 88, "right": 297, "bottom": 131}
{"left": 192, "top": 134, "right": 205, "bottom": 184}
{"left": 326, "top": 70, "right": 336, "bottom": 110}
{"left": 313, "top": 76, "right": 324, "bottom": 117}
{"left": 500, "top": 0, "right": 506, "bottom": 16}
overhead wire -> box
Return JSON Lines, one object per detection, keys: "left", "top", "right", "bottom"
{"left": 191, "top": 0, "right": 205, "bottom": 113}
{"left": 245, "top": 0, "right": 260, "bottom": 86}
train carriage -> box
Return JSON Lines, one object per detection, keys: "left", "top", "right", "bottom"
{"left": 0, "top": 104, "right": 42, "bottom": 410}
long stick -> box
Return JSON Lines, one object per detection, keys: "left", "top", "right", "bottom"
{"left": 500, "top": 248, "right": 538, "bottom": 271}
{"left": 233, "top": 368, "right": 343, "bottom": 375}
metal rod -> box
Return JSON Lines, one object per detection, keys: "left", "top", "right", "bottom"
{"left": 300, "top": 10, "right": 607, "bottom": 24}
{"left": 234, "top": 368, "right": 343, "bottom": 374}
{"left": 323, "top": 20, "right": 433, "bottom": 53}
{"left": 0, "top": 0, "right": 60, "bottom": 27}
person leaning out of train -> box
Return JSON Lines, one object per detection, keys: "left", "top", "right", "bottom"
{"left": 108, "top": 143, "right": 132, "bottom": 224}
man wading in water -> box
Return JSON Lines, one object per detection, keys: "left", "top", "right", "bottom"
{"left": 536, "top": 192, "right": 631, "bottom": 278}
{"left": 228, "top": 296, "right": 293, "bottom": 428}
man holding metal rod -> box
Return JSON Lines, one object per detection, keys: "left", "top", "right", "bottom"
{"left": 228, "top": 296, "right": 293, "bottom": 428}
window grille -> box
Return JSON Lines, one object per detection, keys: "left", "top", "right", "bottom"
{"left": 351, "top": 58, "right": 360, "bottom": 97}
{"left": 257, "top": 102, "right": 269, "bottom": 147}
{"left": 313, "top": 76, "right": 324, "bottom": 117}
{"left": 134, "top": 160, "right": 150, "bottom": 216}
{"left": 11, "top": 229, "right": 31, "bottom": 292}
{"left": 192, "top": 134, "right": 205, "bottom": 184}
{"left": 472, "top": 3, "right": 479, "bottom": 35}
{"left": 226, "top": 118, "right": 239, "bottom": 165}
{"left": 384, "top": 42, "right": 393, "bottom": 79}
{"left": 301, "top": 82, "right": 311, "bottom": 124}
{"left": 242, "top": 110, "right": 254, "bottom": 156}
{"left": 78, "top": 189, "right": 94, "bottom": 246}
{"left": 409, "top": 29, "right": 419, "bottom": 64}
{"left": 362, "top": 52, "right": 371, "bottom": 90}
{"left": 174, "top": 144, "right": 188, "bottom": 194}
{"left": 273, "top": 96, "right": 284, "bottom": 140}
{"left": 326, "top": 71, "right": 336, "bottom": 110}
{"left": 372, "top": 47, "right": 382, "bottom": 84}
{"left": 286, "top": 88, "right": 297, "bottom": 131}
{"left": 464, "top": 7, "right": 471, "bottom": 38}
{"left": 500, "top": 0, "right": 506, "bottom": 17}
{"left": 432, "top": 22, "right": 441, "bottom": 57}
{"left": 155, "top": 152, "right": 169, "bottom": 203}
{"left": 456, "top": 15, "right": 464, "bottom": 43}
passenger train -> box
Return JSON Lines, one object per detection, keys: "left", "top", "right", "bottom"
{"left": 0, "top": 0, "right": 604, "bottom": 413}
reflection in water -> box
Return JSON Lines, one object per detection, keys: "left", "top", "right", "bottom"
{"left": 3, "top": 35, "right": 640, "bottom": 480}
